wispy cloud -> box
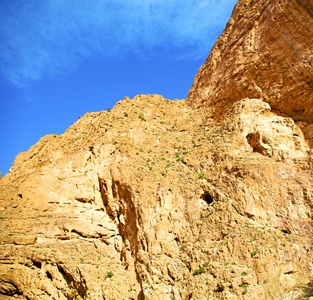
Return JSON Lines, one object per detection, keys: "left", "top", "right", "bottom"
{"left": 0, "top": 0, "right": 237, "bottom": 87}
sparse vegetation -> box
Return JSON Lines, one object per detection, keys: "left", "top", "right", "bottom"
{"left": 240, "top": 284, "right": 248, "bottom": 295}
{"left": 2, "top": 94, "right": 312, "bottom": 299}
{"left": 251, "top": 250, "right": 257, "bottom": 257}
{"left": 139, "top": 114, "right": 146, "bottom": 121}
{"left": 193, "top": 267, "right": 205, "bottom": 276}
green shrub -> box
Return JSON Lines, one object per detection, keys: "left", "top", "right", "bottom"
{"left": 251, "top": 250, "right": 257, "bottom": 257}
{"left": 239, "top": 284, "right": 248, "bottom": 295}
{"left": 198, "top": 173, "right": 205, "bottom": 179}
{"left": 193, "top": 267, "right": 205, "bottom": 276}
{"left": 139, "top": 114, "right": 146, "bottom": 121}
{"left": 241, "top": 271, "right": 249, "bottom": 276}
{"left": 106, "top": 271, "right": 114, "bottom": 278}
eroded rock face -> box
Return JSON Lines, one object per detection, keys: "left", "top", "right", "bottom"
{"left": 187, "top": 0, "right": 313, "bottom": 146}
{"left": 221, "top": 98, "right": 312, "bottom": 166}
{"left": 1, "top": 0, "right": 313, "bottom": 299}
{"left": 1, "top": 95, "right": 313, "bottom": 299}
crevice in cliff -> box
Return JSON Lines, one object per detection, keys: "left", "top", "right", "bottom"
{"left": 112, "top": 179, "right": 144, "bottom": 298}
{"left": 56, "top": 263, "right": 87, "bottom": 299}
{"left": 99, "top": 176, "right": 139, "bottom": 251}
{"left": 98, "top": 177, "right": 115, "bottom": 219}
{"left": 98, "top": 174, "right": 144, "bottom": 298}
{"left": 46, "top": 271, "right": 53, "bottom": 280}
{"left": 258, "top": 1, "right": 272, "bottom": 22}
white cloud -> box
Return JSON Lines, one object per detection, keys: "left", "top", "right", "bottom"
{"left": 0, "top": 0, "right": 237, "bottom": 87}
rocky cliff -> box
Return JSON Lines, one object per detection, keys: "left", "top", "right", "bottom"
{"left": 1, "top": 0, "right": 313, "bottom": 300}
{"left": 187, "top": 0, "right": 313, "bottom": 147}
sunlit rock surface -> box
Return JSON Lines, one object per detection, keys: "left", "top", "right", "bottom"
{"left": 1, "top": 0, "right": 313, "bottom": 298}
{"left": 187, "top": 0, "right": 313, "bottom": 147}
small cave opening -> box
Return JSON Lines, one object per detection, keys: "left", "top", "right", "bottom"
{"left": 246, "top": 133, "right": 260, "bottom": 153}
{"left": 201, "top": 192, "right": 214, "bottom": 205}
{"left": 32, "top": 261, "right": 42, "bottom": 269}
{"left": 246, "top": 132, "right": 271, "bottom": 156}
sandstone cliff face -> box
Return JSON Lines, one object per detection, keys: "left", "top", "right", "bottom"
{"left": 1, "top": 0, "right": 313, "bottom": 299}
{"left": 1, "top": 95, "right": 313, "bottom": 299}
{"left": 187, "top": 0, "right": 313, "bottom": 147}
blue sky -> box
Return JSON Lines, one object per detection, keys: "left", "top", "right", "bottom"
{"left": 0, "top": 0, "right": 237, "bottom": 176}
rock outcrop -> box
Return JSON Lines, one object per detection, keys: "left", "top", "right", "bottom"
{"left": 1, "top": 0, "right": 313, "bottom": 299}
{"left": 187, "top": 0, "right": 313, "bottom": 147}
{"left": 1, "top": 95, "right": 313, "bottom": 299}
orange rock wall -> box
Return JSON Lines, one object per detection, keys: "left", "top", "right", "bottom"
{"left": 187, "top": 0, "right": 313, "bottom": 142}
